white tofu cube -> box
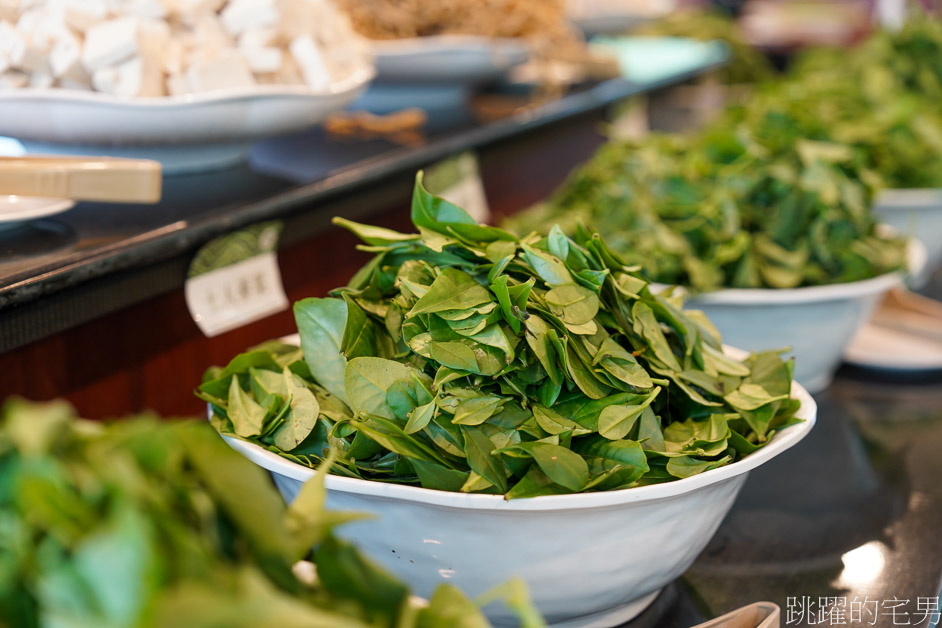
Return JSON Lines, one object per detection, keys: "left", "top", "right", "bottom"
{"left": 220, "top": 0, "right": 278, "bottom": 37}
{"left": 29, "top": 73, "right": 53, "bottom": 88}
{"left": 167, "top": 0, "right": 226, "bottom": 22}
{"left": 82, "top": 17, "right": 140, "bottom": 72}
{"left": 60, "top": 76, "right": 93, "bottom": 90}
{"left": 92, "top": 54, "right": 164, "bottom": 96}
{"left": 238, "top": 26, "right": 278, "bottom": 51}
{"left": 63, "top": 0, "right": 109, "bottom": 33}
{"left": 0, "top": 19, "right": 50, "bottom": 74}
{"left": 165, "top": 71, "right": 190, "bottom": 95}
{"left": 161, "top": 37, "right": 185, "bottom": 75}
{"left": 121, "top": 0, "right": 168, "bottom": 19}
{"left": 289, "top": 34, "right": 329, "bottom": 90}
{"left": 186, "top": 48, "right": 254, "bottom": 91}
{"left": 18, "top": 8, "right": 72, "bottom": 52}
{"left": 240, "top": 45, "right": 280, "bottom": 73}
{"left": 49, "top": 30, "right": 85, "bottom": 80}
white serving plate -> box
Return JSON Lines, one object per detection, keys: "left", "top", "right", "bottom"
{"left": 0, "top": 195, "right": 74, "bottom": 230}
{"left": 370, "top": 35, "right": 528, "bottom": 84}
{"left": 679, "top": 240, "right": 925, "bottom": 393}
{"left": 844, "top": 321, "right": 942, "bottom": 372}
{"left": 0, "top": 68, "right": 374, "bottom": 174}
{"left": 218, "top": 345, "right": 816, "bottom": 628}
{"left": 874, "top": 188, "right": 942, "bottom": 286}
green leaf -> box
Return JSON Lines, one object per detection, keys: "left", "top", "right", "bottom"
{"left": 344, "top": 357, "right": 416, "bottom": 420}
{"left": 545, "top": 284, "right": 599, "bottom": 325}
{"left": 598, "top": 387, "right": 661, "bottom": 440}
{"left": 272, "top": 369, "right": 320, "bottom": 451}
{"left": 665, "top": 455, "right": 732, "bottom": 479}
{"left": 724, "top": 383, "right": 789, "bottom": 411}
{"left": 352, "top": 415, "right": 451, "bottom": 467}
{"left": 315, "top": 535, "right": 409, "bottom": 625}
{"left": 228, "top": 377, "right": 267, "bottom": 438}
{"left": 411, "top": 459, "right": 469, "bottom": 492}
{"left": 461, "top": 427, "right": 507, "bottom": 493}
{"left": 417, "top": 584, "right": 490, "bottom": 628}
{"left": 294, "top": 297, "right": 350, "bottom": 405}
{"left": 404, "top": 400, "right": 437, "bottom": 434}
{"left": 409, "top": 268, "right": 493, "bottom": 317}
{"left": 496, "top": 442, "right": 588, "bottom": 491}
{"left": 429, "top": 341, "right": 480, "bottom": 372}
{"left": 452, "top": 396, "right": 505, "bottom": 426}
{"left": 522, "top": 244, "right": 572, "bottom": 286}
{"left": 411, "top": 171, "right": 478, "bottom": 233}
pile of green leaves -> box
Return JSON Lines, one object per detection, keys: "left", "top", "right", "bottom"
{"left": 0, "top": 398, "right": 535, "bottom": 628}
{"left": 200, "top": 175, "right": 802, "bottom": 500}
{"left": 508, "top": 15, "right": 942, "bottom": 292}
{"left": 781, "top": 17, "right": 942, "bottom": 189}
{"left": 507, "top": 119, "right": 907, "bottom": 292}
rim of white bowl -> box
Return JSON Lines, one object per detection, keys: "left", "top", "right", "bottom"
{"left": 661, "top": 238, "right": 925, "bottom": 306}
{"left": 370, "top": 34, "right": 529, "bottom": 56}
{"left": 0, "top": 67, "right": 375, "bottom": 107}
{"left": 874, "top": 188, "right": 942, "bottom": 209}
{"left": 218, "top": 345, "right": 817, "bottom": 512}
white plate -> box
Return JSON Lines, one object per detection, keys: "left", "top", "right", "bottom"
{"left": 844, "top": 321, "right": 942, "bottom": 372}
{"left": 0, "top": 69, "right": 374, "bottom": 174}
{"left": 370, "top": 35, "right": 529, "bottom": 83}
{"left": 0, "top": 195, "right": 74, "bottom": 230}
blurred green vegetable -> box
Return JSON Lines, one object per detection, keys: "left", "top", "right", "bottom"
{"left": 0, "top": 398, "right": 535, "bottom": 628}
{"left": 506, "top": 18, "right": 942, "bottom": 292}
{"left": 200, "top": 174, "right": 802, "bottom": 499}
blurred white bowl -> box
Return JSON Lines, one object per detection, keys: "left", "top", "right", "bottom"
{"left": 874, "top": 188, "right": 942, "bottom": 286}
{"left": 220, "top": 351, "right": 816, "bottom": 628}
{"left": 370, "top": 35, "right": 528, "bottom": 83}
{"left": 681, "top": 239, "right": 924, "bottom": 393}
{"left": 0, "top": 69, "right": 373, "bottom": 174}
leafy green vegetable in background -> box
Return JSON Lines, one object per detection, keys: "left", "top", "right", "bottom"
{"left": 506, "top": 123, "right": 906, "bottom": 292}
{"left": 200, "top": 175, "right": 802, "bottom": 499}
{"left": 505, "top": 17, "right": 942, "bottom": 292}
{"left": 0, "top": 398, "right": 537, "bottom": 628}
{"left": 778, "top": 17, "right": 942, "bottom": 190}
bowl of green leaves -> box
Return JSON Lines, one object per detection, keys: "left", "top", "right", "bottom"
{"left": 506, "top": 107, "right": 918, "bottom": 391}
{"left": 201, "top": 174, "right": 815, "bottom": 627}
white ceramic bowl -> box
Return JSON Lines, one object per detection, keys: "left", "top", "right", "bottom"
{"left": 680, "top": 240, "right": 924, "bottom": 393}
{"left": 370, "top": 35, "right": 528, "bottom": 84}
{"left": 0, "top": 69, "right": 373, "bottom": 174}
{"left": 220, "top": 359, "right": 816, "bottom": 628}
{"left": 874, "top": 189, "right": 942, "bottom": 285}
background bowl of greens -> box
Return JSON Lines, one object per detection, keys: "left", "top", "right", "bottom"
{"left": 674, "top": 254, "right": 914, "bottom": 392}
{"left": 220, "top": 371, "right": 815, "bottom": 628}
{"left": 202, "top": 176, "right": 817, "bottom": 627}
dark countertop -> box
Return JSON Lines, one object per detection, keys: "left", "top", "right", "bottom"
{"left": 0, "top": 62, "right": 723, "bottom": 353}
{"left": 626, "top": 271, "right": 942, "bottom": 628}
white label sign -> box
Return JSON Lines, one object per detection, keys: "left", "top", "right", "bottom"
{"left": 185, "top": 252, "right": 289, "bottom": 337}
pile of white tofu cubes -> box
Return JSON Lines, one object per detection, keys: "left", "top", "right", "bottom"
{"left": 0, "top": 0, "right": 372, "bottom": 97}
